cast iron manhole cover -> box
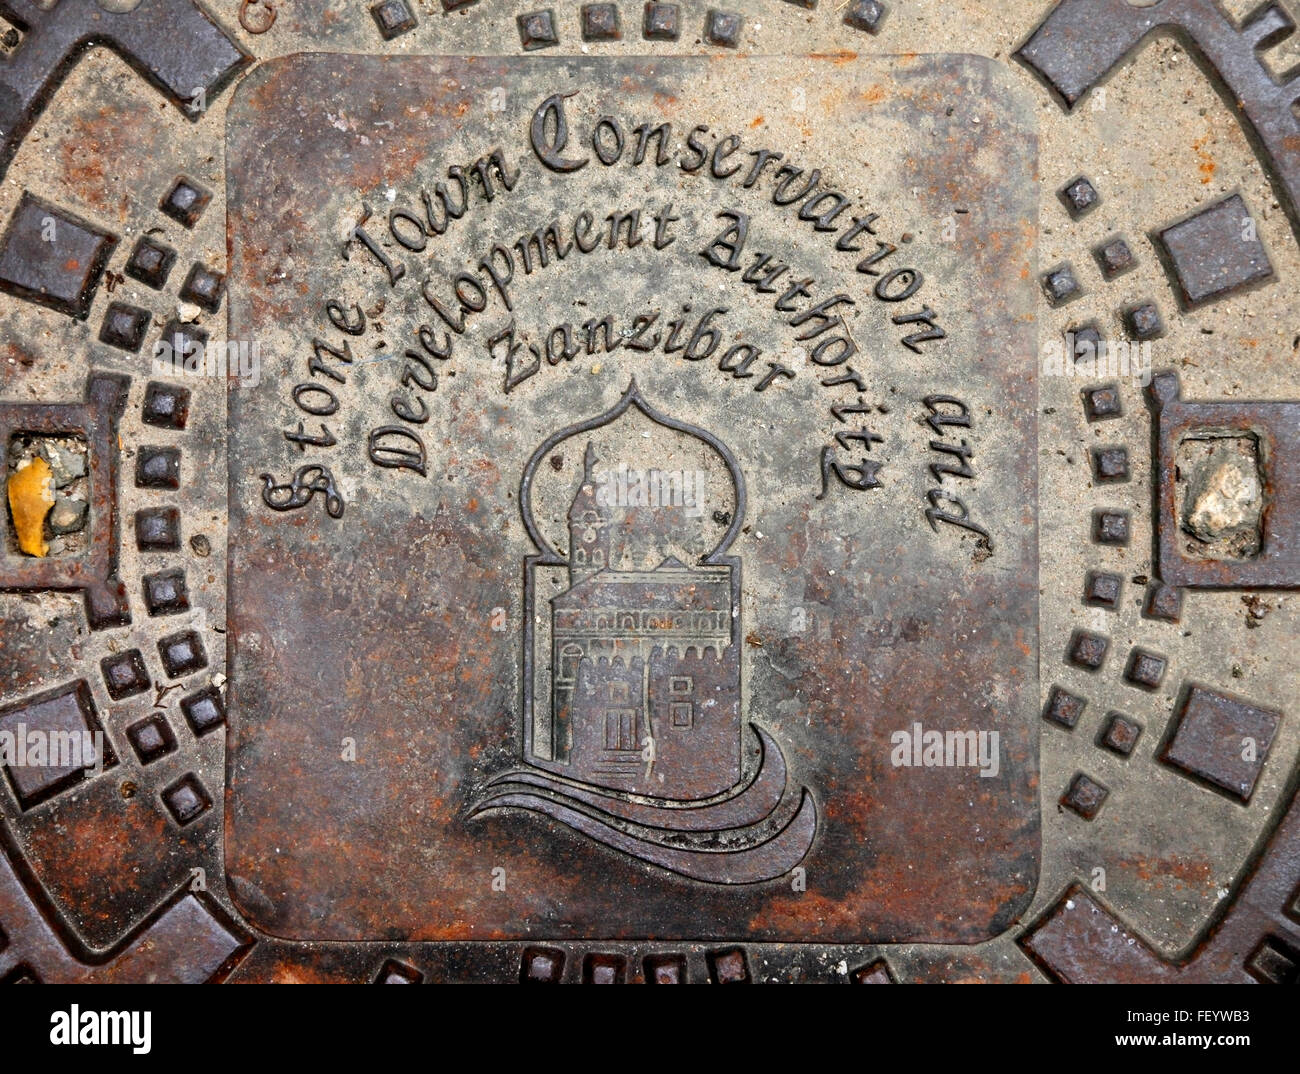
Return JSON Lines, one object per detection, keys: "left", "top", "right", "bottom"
{"left": 0, "top": 0, "right": 1296, "bottom": 985}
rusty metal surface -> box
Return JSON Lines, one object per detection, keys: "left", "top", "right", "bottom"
{"left": 224, "top": 53, "right": 1039, "bottom": 944}
{"left": 0, "top": 0, "right": 249, "bottom": 180}
{"left": 1015, "top": 0, "right": 1300, "bottom": 237}
{"left": 0, "top": 0, "right": 1297, "bottom": 983}
{"left": 1021, "top": 771, "right": 1300, "bottom": 983}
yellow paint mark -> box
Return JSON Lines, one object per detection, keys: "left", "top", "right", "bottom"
{"left": 8, "top": 456, "right": 54, "bottom": 557}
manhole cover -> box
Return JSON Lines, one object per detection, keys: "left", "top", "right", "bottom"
{"left": 0, "top": 0, "right": 1297, "bottom": 986}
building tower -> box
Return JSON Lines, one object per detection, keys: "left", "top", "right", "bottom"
{"left": 567, "top": 442, "right": 610, "bottom": 585}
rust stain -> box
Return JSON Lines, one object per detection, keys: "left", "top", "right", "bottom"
{"left": 1192, "top": 134, "right": 1216, "bottom": 184}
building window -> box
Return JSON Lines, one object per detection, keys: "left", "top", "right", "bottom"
{"left": 559, "top": 644, "right": 582, "bottom": 683}
{"left": 671, "top": 702, "right": 693, "bottom": 728}
{"left": 669, "top": 676, "right": 693, "bottom": 696}
{"left": 607, "top": 681, "right": 629, "bottom": 703}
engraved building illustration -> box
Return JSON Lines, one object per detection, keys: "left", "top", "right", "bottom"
{"left": 473, "top": 381, "right": 816, "bottom": 884}
{"left": 550, "top": 442, "right": 741, "bottom": 800}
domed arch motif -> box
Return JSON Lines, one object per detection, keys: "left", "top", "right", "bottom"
{"left": 473, "top": 380, "right": 816, "bottom": 884}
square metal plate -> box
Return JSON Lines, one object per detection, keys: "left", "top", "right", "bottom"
{"left": 224, "top": 53, "right": 1039, "bottom": 943}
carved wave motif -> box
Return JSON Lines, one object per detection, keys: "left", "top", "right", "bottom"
{"left": 471, "top": 726, "right": 816, "bottom": 884}
{"left": 483, "top": 723, "right": 787, "bottom": 832}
